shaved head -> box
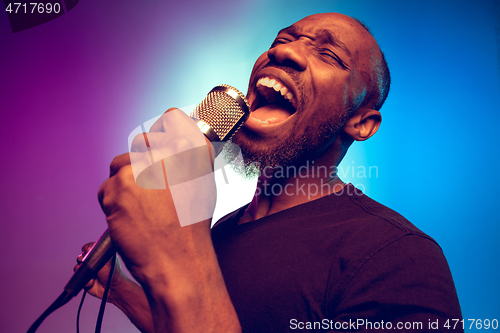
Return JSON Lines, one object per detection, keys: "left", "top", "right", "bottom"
{"left": 297, "top": 13, "right": 391, "bottom": 112}
{"left": 230, "top": 12, "right": 390, "bottom": 174}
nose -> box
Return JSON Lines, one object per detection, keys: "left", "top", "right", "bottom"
{"left": 267, "top": 41, "right": 308, "bottom": 71}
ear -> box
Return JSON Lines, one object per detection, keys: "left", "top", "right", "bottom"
{"left": 343, "top": 108, "right": 381, "bottom": 141}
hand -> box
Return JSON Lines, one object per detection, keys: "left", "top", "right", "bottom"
{"left": 74, "top": 242, "right": 129, "bottom": 302}
{"left": 97, "top": 109, "right": 239, "bottom": 332}
{"left": 98, "top": 108, "right": 217, "bottom": 282}
{"left": 75, "top": 243, "right": 157, "bottom": 333}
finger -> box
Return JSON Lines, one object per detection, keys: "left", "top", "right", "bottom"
{"left": 98, "top": 178, "right": 115, "bottom": 216}
{"left": 99, "top": 165, "right": 135, "bottom": 216}
{"left": 98, "top": 180, "right": 107, "bottom": 209}
{"left": 131, "top": 132, "right": 178, "bottom": 156}
{"left": 82, "top": 242, "right": 95, "bottom": 253}
{"left": 129, "top": 151, "right": 157, "bottom": 185}
{"left": 148, "top": 108, "right": 181, "bottom": 133}
{"left": 130, "top": 132, "right": 151, "bottom": 153}
{"left": 85, "top": 279, "right": 95, "bottom": 290}
{"left": 130, "top": 130, "right": 179, "bottom": 153}
{"left": 76, "top": 242, "right": 96, "bottom": 264}
{"left": 76, "top": 253, "right": 84, "bottom": 264}
{"left": 110, "top": 153, "right": 131, "bottom": 177}
{"left": 72, "top": 264, "right": 98, "bottom": 292}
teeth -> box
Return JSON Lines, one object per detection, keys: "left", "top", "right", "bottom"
{"left": 256, "top": 77, "right": 296, "bottom": 108}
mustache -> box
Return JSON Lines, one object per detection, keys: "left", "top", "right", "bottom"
{"left": 250, "top": 57, "right": 298, "bottom": 82}
{"left": 262, "top": 63, "right": 301, "bottom": 81}
{"left": 249, "top": 62, "right": 304, "bottom": 95}
{"left": 260, "top": 63, "right": 305, "bottom": 110}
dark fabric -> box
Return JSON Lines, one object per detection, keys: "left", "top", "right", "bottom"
{"left": 211, "top": 184, "right": 463, "bottom": 332}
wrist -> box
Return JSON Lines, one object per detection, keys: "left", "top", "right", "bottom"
{"left": 143, "top": 266, "right": 240, "bottom": 333}
{"left": 107, "top": 272, "right": 134, "bottom": 305}
{"left": 136, "top": 239, "right": 240, "bottom": 332}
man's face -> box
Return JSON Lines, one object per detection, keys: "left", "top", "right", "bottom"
{"left": 231, "top": 13, "right": 380, "bottom": 171}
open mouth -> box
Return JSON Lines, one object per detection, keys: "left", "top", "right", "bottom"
{"left": 250, "top": 76, "right": 298, "bottom": 125}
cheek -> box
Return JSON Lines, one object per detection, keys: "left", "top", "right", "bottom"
{"left": 342, "top": 82, "right": 349, "bottom": 109}
{"left": 312, "top": 66, "right": 353, "bottom": 110}
{"left": 350, "top": 68, "right": 369, "bottom": 108}
{"left": 250, "top": 53, "right": 269, "bottom": 78}
{"left": 338, "top": 72, "right": 366, "bottom": 111}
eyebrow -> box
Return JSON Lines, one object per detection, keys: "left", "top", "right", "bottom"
{"left": 315, "top": 29, "right": 352, "bottom": 57}
{"left": 277, "top": 26, "right": 298, "bottom": 36}
{"left": 276, "top": 26, "right": 352, "bottom": 57}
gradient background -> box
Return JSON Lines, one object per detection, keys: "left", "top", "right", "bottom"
{"left": 1, "top": 0, "right": 499, "bottom": 332}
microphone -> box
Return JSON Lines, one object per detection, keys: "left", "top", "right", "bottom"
{"left": 64, "top": 84, "right": 250, "bottom": 298}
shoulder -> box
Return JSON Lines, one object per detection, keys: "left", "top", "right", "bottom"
{"left": 326, "top": 186, "right": 462, "bottom": 325}
{"left": 331, "top": 184, "right": 437, "bottom": 245}
{"left": 330, "top": 233, "right": 463, "bottom": 326}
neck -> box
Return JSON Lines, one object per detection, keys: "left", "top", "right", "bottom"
{"left": 239, "top": 159, "right": 346, "bottom": 224}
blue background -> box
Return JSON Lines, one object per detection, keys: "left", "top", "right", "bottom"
{"left": 0, "top": 0, "right": 498, "bottom": 331}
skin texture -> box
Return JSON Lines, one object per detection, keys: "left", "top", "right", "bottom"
{"left": 75, "top": 243, "right": 155, "bottom": 333}
{"left": 234, "top": 13, "right": 383, "bottom": 221}
{"left": 97, "top": 120, "right": 239, "bottom": 333}
{"left": 77, "top": 13, "right": 385, "bottom": 332}
{"left": 233, "top": 13, "right": 383, "bottom": 171}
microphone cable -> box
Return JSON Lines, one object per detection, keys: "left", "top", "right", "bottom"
{"left": 27, "top": 291, "right": 72, "bottom": 333}
{"left": 28, "top": 252, "right": 117, "bottom": 333}
{"left": 28, "top": 84, "right": 250, "bottom": 333}
{"left": 76, "top": 252, "right": 116, "bottom": 333}
{"left": 76, "top": 289, "right": 86, "bottom": 333}
{"left": 94, "top": 252, "right": 116, "bottom": 333}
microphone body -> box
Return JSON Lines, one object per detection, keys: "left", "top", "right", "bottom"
{"left": 65, "top": 230, "right": 114, "bottom": 297}
{"left": 64, "top": 85, "right": 250, "bottom": 298}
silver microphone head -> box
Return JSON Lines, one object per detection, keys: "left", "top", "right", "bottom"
{"left": 190, "top": 84, "right": 250, "bottom": 142}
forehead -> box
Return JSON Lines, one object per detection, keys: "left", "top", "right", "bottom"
{"left": 279, "top": 13, "right": 376, "bottom": 58}
{"left": 278, "top": 24, "right": 352, "bottom": 57}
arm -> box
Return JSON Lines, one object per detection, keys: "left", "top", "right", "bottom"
{"left": 136, "top": 222, "right": 240, "bottom": 333}
{"left": 98, "top": 109, "right": 241, "bottom": 333}
{"left": 108, "top": 273, "right": 155, "bottom": 333}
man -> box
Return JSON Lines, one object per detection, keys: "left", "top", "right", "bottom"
{"left": 77, "top": 13, "right": 463, "bottom": 332}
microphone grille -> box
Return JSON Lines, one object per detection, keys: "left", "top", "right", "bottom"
{"left": 191, "top": 84, "right": 250, "bottom": 142}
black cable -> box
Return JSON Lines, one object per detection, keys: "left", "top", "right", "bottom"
{"left": 27, "top": 291, "right": 73, "bottom": 333}
{"left": 76, "top": 289, "right": 86, "bottom": 333}
{"left": 28, "top": 244, "right": 117, "bottom": 333}
{"left": 95, "top": 252, "right": 117, "bottom": 333}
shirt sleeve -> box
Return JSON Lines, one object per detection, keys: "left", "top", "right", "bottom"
{"left": 328, "top": 234, "right": 464, "bottom": 332}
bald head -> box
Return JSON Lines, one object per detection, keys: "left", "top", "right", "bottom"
{"left": 236, "top": 12, "right": 388, "bottom": 170}
{"left": 350, "top": 17, "right": 391, "bottom": 111}
{"left": 296, "top": 13, "right": 390, "bottom": 111}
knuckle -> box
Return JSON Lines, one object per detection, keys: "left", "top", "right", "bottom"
{"left": 98, "top": 181, "right": 107, "bottom": 204}
{"left": 117, "top": 165, "right": 134, "bottom": 182}
{"left": 83, "top": 242, "right": 95, "bottom": 251}
{"left": 131, "top": 133, "right": 149, "bottom": 152}
{"left": 110, "top": 153, "right": 131, "bottom": 176}
{"left": 172, "top": 136, "right": 196, "bottom": 153}
{"left": 150, "top": 107, "right": 181, "bottom": 132}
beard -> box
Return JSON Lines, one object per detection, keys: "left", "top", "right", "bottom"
{"left": 222, "top": 101, "right": 352, "bottom": 180}
{"left": 221, "top": 65, "right": 355, "bottom": 179}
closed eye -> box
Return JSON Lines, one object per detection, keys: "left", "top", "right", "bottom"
{"left": 318, "top": 48, "right": 350, "bottom": 71}
{"left": 271, "top": 38, "right": 291, "bottom": 48}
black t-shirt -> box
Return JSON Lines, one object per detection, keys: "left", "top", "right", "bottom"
{"left": 211, "top": 184, "right": 463, "bottom": 332}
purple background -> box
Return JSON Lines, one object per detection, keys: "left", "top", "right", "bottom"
{"left": 1, "top": 0, "right": 499, "bottom": 332}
